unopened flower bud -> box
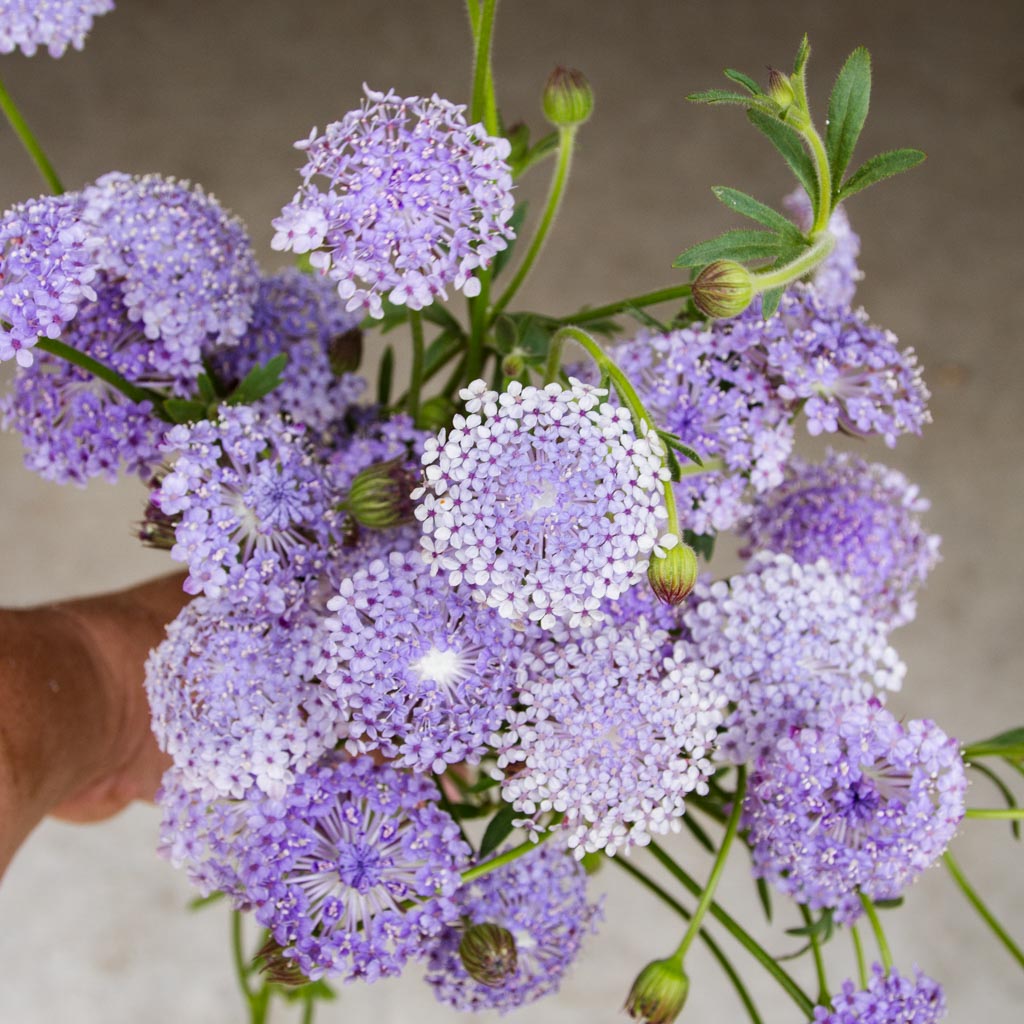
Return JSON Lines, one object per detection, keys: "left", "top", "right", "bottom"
{"left": 417, "top": 394, "right": 458, "bottom": 432}
{"left": 625, "top": 958, "right": 690, "bottom": 1024}
{"left": 501, "top": 349, "right": 528, "bottom": 378}
{"left": 648, "top": 543, "right": 698, "bottom": 606}
{"left": 343, "top": 457, "right": 418, "bottom": 529}
{"left": 692, "top": 260, "right": 754, "bottom": 319}
{"left": 458, "top": 922, "right": 518, "bottom": 987}
{"left": 766, "top": 67, "right": 796, "bottom": 110}
{"left": 138, "top": 495, "right": 178, "bottom": 550}
{"left": 328, "top": 325, "right": 363, "bottom": 376}
{"left": 542, "top": 67, "right": 594, "bottom": 128}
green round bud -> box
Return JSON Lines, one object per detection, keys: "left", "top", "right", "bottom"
{"left": 343, "top": 457, "right": 418, "bottom": 529}
{"left": 417, "top": 394, "right": 458, "bottom": 433}
{"left": 647, "top": 543, "right": 699, "bottom": 606}
{"left": 458, "top": 922, "right": 519, "bottom": 987}
{"left": 328, "top": 325, "right": 364, "bottom": 376}
{"left": 766, "top": 67, "right": 796, "bottom": 111}
{"left": 625, "top": 958, "right": 690, "bottom": 1024}
{"left": 692, "top": 259, "right": 755, "bottom": 319}
{"left": 501, "top": 349, "right": 528, "bottom": 378}
{"left": 542, "top": 66, "right": 594, "bottom": 128}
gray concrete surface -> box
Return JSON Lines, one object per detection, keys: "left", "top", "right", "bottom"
{"left": 0, "top": 1, "right": 1022, "bottom": 1021}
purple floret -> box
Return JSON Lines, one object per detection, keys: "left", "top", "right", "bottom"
{"left": 813, "top": 964, "right": 947, "bottom": 1023}
{"left": 0, "top": 0, "right": 113, "bottom": 58}
{"left": 745, "top": 700, "right": 966, "bottom": 923}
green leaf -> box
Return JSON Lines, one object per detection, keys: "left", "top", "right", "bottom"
{"left": 196, "top": 373, "right": 219, "bottom": 404}
{"left": 687, "top": 88, "right": 762, "bottom": 107}
{"left": 723, "top": 68, "right": 763, "bottom": 96}
{"left": 421, "top": 303, "right": 464, "bottom": 335}
{"left": 491, "top": 200, "right": 529, "bottom": 279}
{"left": 746, "top": 108, "right": 818, "bottom": 206}
{"left": 760, "top": 286, "right": 784, "bottom": 319}
{"left": 224, "top": 353, "right": 288, "bottom": 406}
{"left": 682, "top": 529, "right": 716, "bottom": 562}
{"left": 873, "top": 898, "right": 905, "bottom": 911}
{"left": 826, "top": 47, "right": 872, "bottom": 194}
{"left": 479, "top": 803, "right": 518, "bottom": 859}
{"left": 376, "top": 345, "right": 394, "bottom": 407}
{"left": 755, "top": 877, "right": 773, "bottom": 923}
{"left": 673, "top": 229, "right": 790, "bottom": 268}
{"left": 469, "top": 774, "right": 501, "bottom": 794}
{"left": 679, "top": 810, "right": 716, "bottom": 854}
{"left": 280, "top": 980, "right": 337, "bottom": 1004}
{"left": 969, "top": 762, "right": 1021, "bottom": 839}
{"left": 711, "top": 186, "right": 804, "bottom": 238}
{"left": 657, "top": 430, "right": 704, "bottom": 466}
{"left": 791, "top": 34, "right": 811, "bottom": 107}
{"left": 964, "top": 726, "right": 1024, "bottom": 761}
{"left": 837, "top": 148, "right": 926, "bottom": 203}
{"left": 163, "top": 398, "right": 210, "bottom": 424}
{"left": 516, "top": 131, "right": 559, "bottom": 176}
{"left": 423, "top": 329, "right": 462, "bottom": 378}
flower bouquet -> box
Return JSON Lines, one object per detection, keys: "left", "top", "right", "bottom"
{"left": 1, "top": 2, "right": 1022, "bottom": 1022}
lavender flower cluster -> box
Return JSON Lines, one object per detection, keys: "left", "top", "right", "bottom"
{"left": 0, "top": 26, "right": 969, "bottom": 1020}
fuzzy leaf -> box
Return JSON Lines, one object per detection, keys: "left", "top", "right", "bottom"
{"left": 711, "top": 186, "right": 804, "bottom": 238}
{"left": 224, "top": 353, "right": 288, "bottom": 406}
{"left": 837, "top": 148, "right": 926, "bottom": 203}
{"left": 746, "top": 108, "right": 818, "bottom": 206}
{"left": 760, "top": 286, "right": 784, "bottom": 319}
{"left": 658, "top": 430, "right": 703, "bottom": 466}
{"left": 723, "top": 68, "right": 763, "bottom": 95}
{"left": 673, "top": 229, "right": 789, "bottom": 268}
{"left": 683, "top": 529, "right": 716, "bottom": 562}
{"left": 687, "top": 88, "right": 761, "bottom": 107}
{"left": 827, "top": 47, "right": 872, "bottom": 193}
{"left": 479, "top": 803, "right": 518, "bottom": 859}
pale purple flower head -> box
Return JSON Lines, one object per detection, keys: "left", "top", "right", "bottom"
{"left": 684, "top": 553, "right": 905, "bottom": 764}
{"left": 496, "top": 619, "right": 725, "bottom": 856}
{"left": 784, "top": 188, "right": 863, "bottom": 308}
{"left": 813, "top": 965, "right": 947, "bottom": 1024}
{"left": 145, "top": 597, "right": 338, "bottom": 800}
{"left": 207, "top": 269, "right": 364, "bottom": 434}
{"left": 745, "top": 700, "right": 966, "bottom": 923}
{"left": 741, "top": 451, "right": 941, "bottom": 628}
{"left": 0, "top": 0, "right": 113, "bottom": 57}
{"left": 161, "top": 756, "right": 471, "bottom": 982}
{"left": 610, "top": 327, "right": 794, "bottom": 535}
{"left": 0, "top": 192, "right": 97, "bottom": 366}
{"left": 272, "top": 86, "right": 515, "bottom": 318}
{"left": 426, "top": 844, "right": 600, "bottom": 1013}
{"left": 0, "top": 279, "right": 166, "bottom": 483}
{"left": 322, "top": 549, "right": 521, "bottom": 774}
{"left": 80, "top": 172, "right": 260, "bottom": 380}
{"left": 414, "top": 379, "right": 670, "bottom": 631}
{"left": 152, "top": 405, "right": 338, "bottom": 611}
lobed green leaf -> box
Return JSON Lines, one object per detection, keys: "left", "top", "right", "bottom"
{"left": 673, "top": 228, "right": 790, "bottom": 268}
{"left": 711, "top": 186, "right": 804, "bottom": 238}
{"left": 826, "top": 47, "right": 872, "bottom": 196}
{"left": 836, "top": 148, "right": 926, "bottom": 203}
{"left": 479, "top": 803, "right": 518, "bottom": 859}
{"left": 746, "top": 108, "right": 818, "bottom": 207}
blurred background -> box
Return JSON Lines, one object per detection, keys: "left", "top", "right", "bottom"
{"left": 1, "top": 1, "right": 1022, "bottom": 1020}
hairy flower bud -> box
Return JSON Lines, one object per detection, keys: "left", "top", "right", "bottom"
{"left": 692, "top": 259, "right": 755, "bottom": 319}
{"left": 343, "top": 457, "right": 418, "bottom": 528}
{"left": 648, "top": 542, "right": 698, "bottom": 606}
{"left": 543, "top": 67, "right": 594, "bottom": 128}
{"left": 458, "top": 922, "right": 519, "bottom": 987}
{"left": 767, "top": 67, "right": 796, "bottom": 111}
{"left": 625, "top": 958, "right": 690, "bottom": 1024}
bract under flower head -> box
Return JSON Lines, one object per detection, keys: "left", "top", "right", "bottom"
{"left": 426, "top": 844, "right": 599, "bottom": 1013}
{"left": 684, "top": 553, "right": 905, "bottom": 764}
{"left": 0, "top": 192, "right": 96, "bottom": 366}
{"left": 0, "top": 0, "right": 113, "bottom": 58}
{"left": 741, "top": 451, "right": 941, "bottom": 628}
{"left": 813, "top": 964, "right": 947, "bottom": 1024}
{"left": 414, "top": 379, "right": 670, "bottom": 631}
{"left": 322, "top": 549, "right": 521, "bottom": 773}
{"left": 496, "top": 619, "right": 724, "bottom": 856}
{"left": 145, "top": 597, "right": 337, "bottom": 800}
{"left": 271, "top": 86, "right": 515, "bottom": 319}
{"left": 162, "top": 756, "right": 470, "bottom": 982}
{"left": 745, "top": 700, "right": 966, "bottom": 923}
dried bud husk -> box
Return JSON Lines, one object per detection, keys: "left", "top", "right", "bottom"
{"left": 458, "top": 922, "right": 519, "bottom": 987}
{"left": 138, "top": 495, "right": 178, "bottom": 550}
{"left": 625, "top": 958, "right": 690, "bottom": 1024}
{"left": 255, "top": 935, "right": 309, "bottom": 987}
{"left": 542, "top": 66, "right": 594, "bottom": 128}
{"left": 648, "top": 543, "right": 698, "bottom": 606}
{"left": 692, "top": 259, "right": 755, "bottom": 319}
{"left": 344, "top": 457, "right": 419, "bottom": 529}
{"left": 328, "top": 326, "right": 364, "bottom": 376}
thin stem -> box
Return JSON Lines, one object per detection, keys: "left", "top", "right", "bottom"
{"left": 558, "top": 283, "right": 693, "bottom": 325}
{"left": 672, "top": 766, "right": 747, "bottom": 962}
{"left": 648, "top": 841, "right": 815, "bottom": 1016}
{"left": 850, "top": 924, "right": 868, "bottom": 989}
{"left": 407, "top": 311, "right": 425, "bottom": 422}
{"left": 803, "top": 124, "right": 833, "bottom": 235}
{"left": 750, "top": 231, "right": 835, "bottom": 293}
{"left": 612, "top": 857, "right": 764, "bottom": 1024}
{"left": 943, "top": 851, "right": 1024, "bottom": 970}
{"left": 491, "top": 126, "right": 576, "bottom": 318}
{"left": 231, "top": 911, "right": 256, "bottom": 1003}
{"left": 34, "top": 336, "right": 168, "bottom": 412}
{"left": 469, "top": 0, "right": 499, "bottom": 136}
{"left": 459, "top": 814, "right": 563, "bottom": 885}
{"left": 800, "top": 905, "right": 830, "bottom": 1005}
{"left": 300, "top": 990, "right": 316, "bottom": 1024}
{"left": 0, "top": 73, "right": 64, "bottom": 194}
{"left": 858, "top": 895, "right": 892, "bottom": 972}
{"left": 466, "top": 271, "right": 491, "bottom": 381}
{"left": 965, "top": 807, "right": 1024, "bottom": 820}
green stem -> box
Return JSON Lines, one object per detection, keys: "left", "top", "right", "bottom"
{"left": 749, "top": 231, "right": 835, "bottom": 294}
{"left": 34, "top": 336, "right": 168, "bottom": 412}
{"left": 558, "top": 283, "right": 693, "bottom": 325}
{"left": 466, "top": 271, "right": 491, "bottom": 381}
{"left": 0, "top": 73, "right": 64, "bottom": 194}
{"left": 672, "top": 766, "right": 747, "bottom": 962}
{"left": 943, "top": 851, "right": 1024, "bottom": 970}
{"left": 469, "top": 0, "right": 499, "bottom": 136}
{"left": 858, "top": 894, "right": 892, "bottom": 972}
{"left": 612, "top": 856, "right": 764, "bottom": 1024}
{"left": 800, "top": 905, "right": 830, "bottom": 1004}
{"left": 491, "top": 126, "right": 576, "bottom": 319}
{"left": 407, "top": 311, "right": 425, "bottom": 422}
{"left": 850, "top": 924, "right": 867, "bottom": 989}
{"left": 647, "top": 841, "right": 815, "bottom": 1016}
{"left": 965, "top": 807, "right": 1024, "bottom": 820}
{"left": 459, "top": 815, "right": 563, "bottom": 885}
{"left": 231, "top": 911, "right": 256, "bottom": 1004}
{"left": 803, "top": 124, "right": 833, "bottom": 235}
{"left": 300, "top": 990, "right": 316, "bottom": 1024}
